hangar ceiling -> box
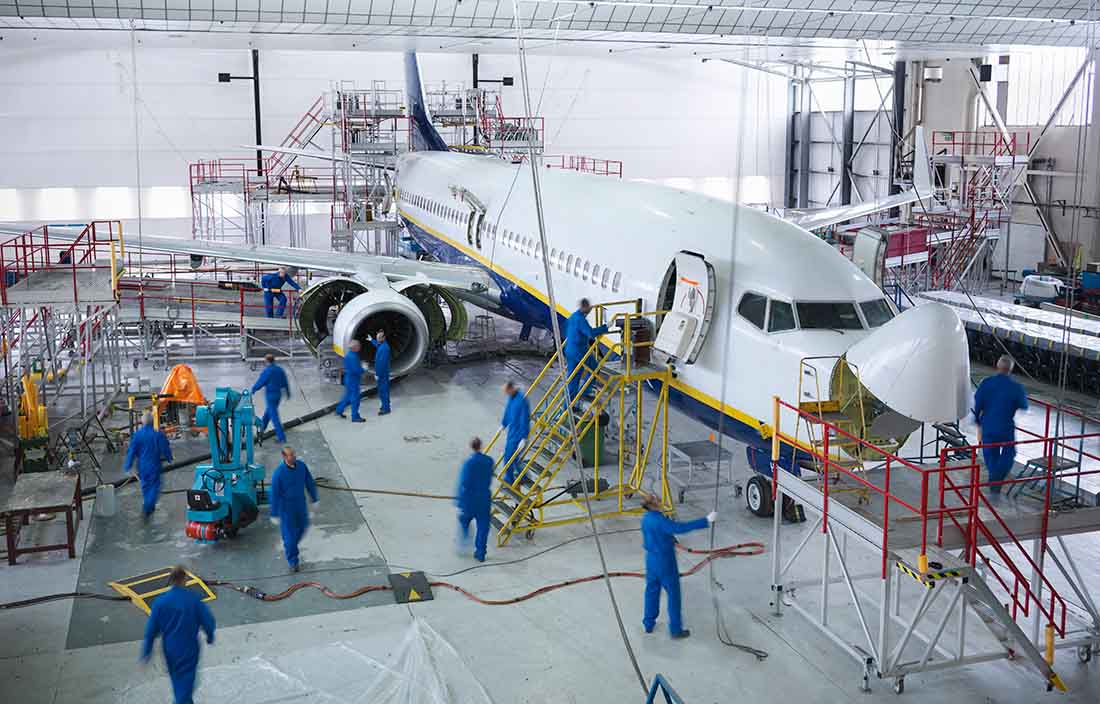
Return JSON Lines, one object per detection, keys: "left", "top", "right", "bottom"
{"left": 0, "top": 0, "right": 1095, "bottom": 48}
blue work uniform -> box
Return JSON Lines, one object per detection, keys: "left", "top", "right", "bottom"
{"left": 564, "top": 309, "right": 609, "bottom": 401}
{"left": 251, "top": 363, "right": 290, "bottom": 442}
{"left": 973, "top": 373, "right": 1029, "bottom": 493}
{"left": 371, "top": 339, "right": 392, "bottom": 414}
{"left": 270, "top": 459, "right": 319, "bottom": 569}
{"left": 335, "top": 348, "right": 364, "bottom": 421}
{"left": 501, "top": 390, "right": 531, "bottom": 484}
{"left": 261, "top": 272, "right": 301, "bottom": 318}
{"left": 641, "top": 510, "right": 708, "bottom": 635}
{"left": 125, "top": 424, "right": 173, "bottom": 516}
{"left": 455, "top": 451, "right": 494, "bottom": 562}
{"left": 140, "top": 584, "right": 216, "bottom": 704}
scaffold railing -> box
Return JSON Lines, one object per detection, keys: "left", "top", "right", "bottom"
{"left": 0, "top": 220, "right": 124, "bottom": 306}
{"left": 544, "top": 154, "right": 624, "bottom": 178}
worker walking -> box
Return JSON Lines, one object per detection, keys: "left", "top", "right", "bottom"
{"left": 500, "top": 381, "right": 531, "bottom": 484}
{"left": 640, "top": 493, "right": 716, "bottom": 639}
{"left": 270, "top": 446, "right": 318, "bottom": 572}
{"left": 564, "top": 298, "right": 610, "bottom": 401}
{"left": 261, "top": 266, "right": 301, "bottom": 318}
{"left": 973, "top": 354, "right": 1029, "bottom": 496}
{"left": 139, "top": 565, "right": 216, "bottom": 704}
{"left": 455, "top": 437, "right": 494, "bottom": 562}
{"left": 251, "top": 354, "right": 291, "bottom": 443}
{"left": 334, "top": 340, "right": 366, "bottom": 423}
{"left": 371, "top": 330, "right": 392, "bottom": 416}
{"left": 125, "top": 411, "right": 173, "bottom": 520}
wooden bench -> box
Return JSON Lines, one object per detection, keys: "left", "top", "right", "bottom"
{"left": 3, "top": 471, "right": 82, "bottom": 565}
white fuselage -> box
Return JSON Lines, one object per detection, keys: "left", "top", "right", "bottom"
{"left": 394, "top": 151, "right": 897, "bottom": 436}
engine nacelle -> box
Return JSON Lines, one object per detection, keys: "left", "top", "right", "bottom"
{"left": 331, "top": 287, "right": 430, "bottom": 377}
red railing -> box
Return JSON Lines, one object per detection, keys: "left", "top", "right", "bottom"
{"left": 115, "top": 276, "right": 300, "bottom": 336}
{"left": 932, "top": 130, "right": 1031, "bottom": 159}
{"left": 266, "top": 95, "right": 326, "bottom": 180}
{"left": 0, "top": 221, "right": 123, "bottom": 306}
{"left": 772, "top": 394, "right": 1100, "bottom": 639}
{"left": 544, "top": 154, "right": 624, "bottom": 178}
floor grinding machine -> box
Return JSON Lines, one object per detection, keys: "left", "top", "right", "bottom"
{"left": 185, "top": 387, "right": 267, "bottom": 543}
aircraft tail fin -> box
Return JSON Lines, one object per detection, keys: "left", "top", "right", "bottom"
{"left": 404, "top": 53, "right": 449, "bottom": 152}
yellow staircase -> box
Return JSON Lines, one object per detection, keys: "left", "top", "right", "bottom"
{"left": 484, "top": 303, "right": 673, "bottom": 546}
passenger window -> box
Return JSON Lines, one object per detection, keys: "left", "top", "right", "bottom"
{"left": 550, "top": 248, "right": 558, "bottom": 261}
{"left": 566, "top": 254, "right": 574, "bottom": 272}
{"left": 582, "top": 260, "right": 591, "bottom": 280}
{"left": 601, "top": 268, "right": 610, "bottom": 288}
{"left": 738, "top": 293, "right": 767, "bottom": 330}
{"left": 592, "top": 264, "right": 600, "bottom": 282}
{"left": 535, "top": 242, "right": 542, "bottom": 259}
{"left": 612, "top": 271, "right": 622, "bottom": 292}
{"left": 559, "top": 251, "right": 567, "bottom": 270}
{"left": 768, "top": 300, "right": 796, "bottom": 332}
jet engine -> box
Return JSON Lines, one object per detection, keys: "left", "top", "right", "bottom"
{"left": 297, "top": 277, "right": 467, "bottom": 376}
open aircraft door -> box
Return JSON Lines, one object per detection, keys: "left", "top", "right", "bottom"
{"left": 654, "top": 251, "right": 716, "bottom": 364}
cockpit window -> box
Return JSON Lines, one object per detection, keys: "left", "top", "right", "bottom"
{"left": 737, "top": 293, "right": 767, "bottom": 330}
{"left": 795, "top": 302, "right": 863, "bottom": 330}
{"left": 860, "top": 299, "right": 895, "bottom": 328}
{"left": 768, "top": 300, "right": 797, "bottom": 332}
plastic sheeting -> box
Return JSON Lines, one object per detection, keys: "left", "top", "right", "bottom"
{"left": 119, "top": 618, "right": 495, "bottom": 704}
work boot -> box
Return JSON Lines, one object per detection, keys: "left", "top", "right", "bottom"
{"left": 290, "top": 564, "right": 300, "bottom": 573}
{"left": 378, "top": 409, "right": 390, "bottom": 416}
{"left": 334, "top": 411, "right": 346, "bottom": 419}
{"left": 670, "top": 630, "right": 691, "bottom": 640}
{"left": 352, "top": 418, "right": 366, "bottom": 424}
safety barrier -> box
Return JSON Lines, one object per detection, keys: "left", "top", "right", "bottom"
{"left": 0, "top": 220, "right": 123, "bottom": 306}
{"left": 544, "top": 154, "right": 624, "bottom": 178}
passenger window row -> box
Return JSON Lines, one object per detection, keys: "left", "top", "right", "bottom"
{"left": 401, "top": 190, "right": 623, "bottom": 293}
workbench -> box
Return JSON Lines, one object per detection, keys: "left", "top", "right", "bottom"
{"left": 3, "top": 471, "right": 83, "bottom": 565}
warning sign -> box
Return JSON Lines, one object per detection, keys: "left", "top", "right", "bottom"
{"left": 388, "top": 571, "right": 434, "bottom": 604}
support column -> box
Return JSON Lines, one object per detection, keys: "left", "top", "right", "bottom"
{"left": 797, "top": 70, "right": 812, "bottom": 209}
{"left": 841, "top": 67, "right": 856, "bottom": 205}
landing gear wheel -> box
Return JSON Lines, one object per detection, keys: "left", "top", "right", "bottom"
{"left": 1078, "top": 645, "right": 1093, "bottom": 663}
{"left": 746, "top": 475, "right": 774, "bottom": 517}
{"left": 893, "top": 678, "right": 905, "bottom": 695}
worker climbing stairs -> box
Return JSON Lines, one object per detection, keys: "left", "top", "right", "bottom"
{"left": 485, "top": 303, "right": 674, "bottom": 547}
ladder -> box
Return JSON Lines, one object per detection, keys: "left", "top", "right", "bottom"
{"left": 265, "top": 96, "right": 328, "bottom": 181}
{"left": 484, "top": 306, "right": 673, "bottom": 546}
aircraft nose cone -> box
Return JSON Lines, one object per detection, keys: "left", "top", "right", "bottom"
{"left": 845, "top": 302, "right": 971, "bottom": 423}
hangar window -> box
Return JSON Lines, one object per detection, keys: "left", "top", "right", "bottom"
{"left": 612, "top": 271, "right": 622, "bottom": 293}
{"left": 738, "top": 292, "right": 767, "bottom": 330}
{"left": 796, "top": 302, "right": 863, "bottom": 331}
{"left": 566, "top": 254, "right": 574, "bottom": 272}
{"left": 768, "top": 300, "right": 796, "bottom": 333}
{"left": 860, "top": 299, "right": 894, "bottom": 327}
{"left": 601, "top": 269, "right": 610, "bottom": 288}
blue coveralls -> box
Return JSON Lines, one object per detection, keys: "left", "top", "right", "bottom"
{"left": 641, "top": 510, "right": 708, "bottom": 635}
{"left": 973, "top": 373, "right": 1029, "bottom": 493}
{"left": 251, "top": 363, "right": 290, "bottom": 443}
{"left": 371, "top": 339, "right": 392, "bottom": 414}
{"left": 501, "top": 390, "right": 531, "bottom": 484}
{"left": 261, "top": 272, "right": 301, "bottom": 318}
{"left": 335, "top": 348, "right": 364, "bottom": 421}
{"left": 564, "top": 309, "right": 608, "bottom": 401}
{"left": 455, "top": 451, "right": 494, "bottom": 562}
{"left": 270, "top": 459, "right": 319, "bottom": 569}
{"left": 140, "top": 584, "right": 216, "bottom": 704}
{"left": 125, "top": 425, "right": 173, "bottom": 516}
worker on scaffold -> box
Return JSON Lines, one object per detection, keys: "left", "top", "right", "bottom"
{"left": 261, "top": 266, "right": 301, "bottom": 318}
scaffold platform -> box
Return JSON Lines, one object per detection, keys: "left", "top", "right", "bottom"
{"left": 2, "top": 268, "right": 117, "bottom": 308}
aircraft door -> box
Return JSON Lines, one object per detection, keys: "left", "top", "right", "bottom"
{"left": 654, "top": 251, "right": 715, "bottom": 364}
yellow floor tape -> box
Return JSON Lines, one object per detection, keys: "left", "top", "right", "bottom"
{"left": 108, "top": 567, "right": 216, "bottom": 615}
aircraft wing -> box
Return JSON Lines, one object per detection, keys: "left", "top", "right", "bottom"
{"left": 45, "top": 231, "right": 494, "bottom": 293}
{"left": 787, "top": 127, "right": 934, "bottom": 232}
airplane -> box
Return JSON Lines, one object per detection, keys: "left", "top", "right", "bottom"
{"left": 33, "top": 53, "right": 972, "bottom": 480}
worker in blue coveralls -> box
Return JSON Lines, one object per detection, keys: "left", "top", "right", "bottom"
{"left": 500, "top": 381, "right": 531, "bottom": 484}
{"left": 455, "top": 437, "right": 494, "bottom": 562}
{"left": 251, "top": 353, "right": 290, "bottom": 443}
{"left": 260, "top": 266, "right": 300, "bottom": 318}
{"left": 640, "top": 493, "right": 717, "bottom": 639}
{"left": 371, "top": 330, "right": 392, "bottom": 416}
{"left": 125, "top": 411, "right": 173, "bottom": 520}
{"left": 334, "top": 339, "right": 366, "bottom": 423}
{"left": 269, "top": 446, "right": 318, "bottom": 572}
{"left": 564, "top": 298, "right": 610, "bottom": 402}
{"left": 973, "top": 354, "right": 1029, "bottom": 496}
{"left": 139, "top": 565, "right": 215, "bottom": 704}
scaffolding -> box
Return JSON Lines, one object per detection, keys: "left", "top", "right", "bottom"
{"left": 768, "top": 393, "right": 1100, "bottom": 694}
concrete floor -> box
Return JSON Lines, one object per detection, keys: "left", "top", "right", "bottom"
{"left": 1, "top": 347, "right": 1099, "bottom": 703}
